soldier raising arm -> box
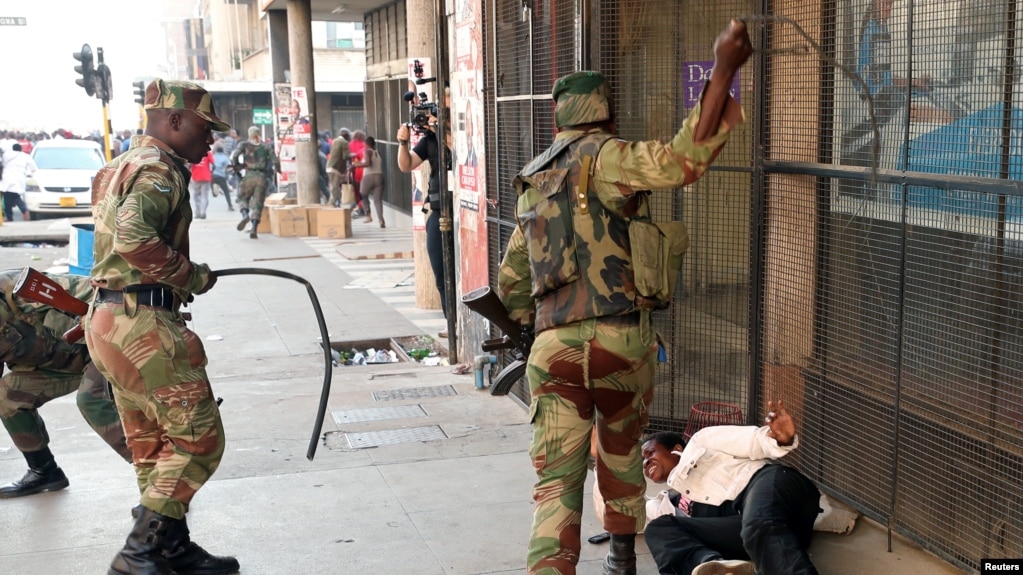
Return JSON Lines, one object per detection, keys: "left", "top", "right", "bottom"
{"left": 497, "top": 20, "right": 753, "bottom": 575}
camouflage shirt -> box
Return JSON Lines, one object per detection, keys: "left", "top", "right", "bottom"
{"left": 0, "top": 270, "right": 93, "bottom": 373}
{"left": 231, "top": 140, "right": 280, "bottom": 181}
{"left": 90, "top": 135, "right": 211, "bottom": 300}
{"left": 498, "top": 97, "right": 742, "bottom": 332}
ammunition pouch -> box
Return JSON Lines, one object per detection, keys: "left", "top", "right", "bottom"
{"left": 629, "top": 220, "right": 690, "bottom": 310}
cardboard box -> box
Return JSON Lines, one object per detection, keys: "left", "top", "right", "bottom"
{"left": 269, "top": 206, "right": 309, "bottom": 237}
{"left": 317, "top": 207, "right": 352, "bottom": 239}
{"left": 305, "top": 205, "right": 323, "bottom": 236}
{"left": 257, "top": 207, "right": 271, "bottom": 233}
{"left": 265, "top": 192, "right": 296, "bottom": 206}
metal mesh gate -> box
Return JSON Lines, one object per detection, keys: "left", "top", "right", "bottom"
{"left": 767, "top": 0, "right": 1023, "bottom": 571}
{"left": 483, "top": 0, "right": 1023, "bottom": 570}
{"left": 486, "top": 0, "right": 758, "bottom": 412}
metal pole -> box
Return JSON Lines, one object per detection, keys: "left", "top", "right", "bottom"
{"left": 102, "top": 103, "right": 113, "bottom": 162}
{"left": 97, "top": 47, "right": 113, "bottom": 162}
{"left": 434, "top": 0, "right": 458, "bottom": 363}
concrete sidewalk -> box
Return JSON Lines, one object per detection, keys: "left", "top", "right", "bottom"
{"left": 0, "top": 200, "right": 962, "bottom": 574}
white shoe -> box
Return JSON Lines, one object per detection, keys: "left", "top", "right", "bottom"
{"left": 691, "top": 559, "right": 756, "bottom": 575}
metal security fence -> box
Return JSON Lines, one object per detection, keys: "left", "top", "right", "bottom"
{"left": 364, "top": 77, "right": 412, "bottom": 213}
{"left": 766, "top": 0, "right": 1023, "bottom": 571}
{"left": 483, "top": 0, "right": 1023, "bottom": 570}
{"left": 485, "top": 0, "right": 757, "bottom": 409}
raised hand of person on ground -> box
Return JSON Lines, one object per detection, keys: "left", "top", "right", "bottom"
{"left": 765, "top": 400, "right": 796, "bottom": 446}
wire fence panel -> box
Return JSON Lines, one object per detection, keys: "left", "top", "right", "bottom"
{"left": 480, "top": 0, "right": 1022, "bottom": 569}
{"left": 772, "top": 0, "right": 1023, "bottom": 570}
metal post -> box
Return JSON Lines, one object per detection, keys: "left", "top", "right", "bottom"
{"left": 97, "top": 47, "right": 113, "bottom": 162}
{"left": 101, "top": 103, "right": 113, "bottom": 162}
{"left": 434, "top": 0, "right": 458, "bottom": 363}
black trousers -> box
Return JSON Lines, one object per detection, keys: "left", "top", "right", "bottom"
{"left": 645, "top": 465, "right": 821, "bottom": 575}
{"left": 2, "top": 192, "right": 27, "bottom": 221}
{"left": 211, "top": 175, "right": 233, "bottom": 209}
{"left": 426, "top": 209, "right": 446, "bottom": 318}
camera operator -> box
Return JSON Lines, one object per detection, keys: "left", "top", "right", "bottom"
{"left": 396, "top": 112, "right": 452, "bottom": 335}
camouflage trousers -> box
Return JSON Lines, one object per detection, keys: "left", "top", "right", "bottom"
{"left": 238, "top": 175, "right": 269, "bottom": 222}
{"left": 85, "top": 301, "right": 224, "bottom": 520}
{"left": 525, "top": 313, "right": 656, "bottom": 575}
{"left": 0, "top": 363, "right": 130, "bottom": 461}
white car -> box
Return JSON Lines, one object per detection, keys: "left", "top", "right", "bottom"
{"left": 26, "top": 139, "right": 104, "bottom": 219}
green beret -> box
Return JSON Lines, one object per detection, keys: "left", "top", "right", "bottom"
{"left": 552, "top": 71, "right": 613, "bottom": 128}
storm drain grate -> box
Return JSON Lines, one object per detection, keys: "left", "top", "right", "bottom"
{"left": 343, "top": 426, "right": 447, "bottom": 448}
{"left": 331, "top": 404, "right": 428, "bottom": 425}
{"left": 372, "top": 385, "right": 457, "bottom": 401}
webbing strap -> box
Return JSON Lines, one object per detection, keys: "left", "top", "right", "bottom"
{"left": 577, "top": 155, "right": 593, "bottom": 215}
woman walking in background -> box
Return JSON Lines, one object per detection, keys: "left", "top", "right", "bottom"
{"left": 353, "top": 136, "right": 385, "bottom": 227}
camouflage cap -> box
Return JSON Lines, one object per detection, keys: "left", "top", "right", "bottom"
{"left": 144, "top": 79, "right": 231, "bottom": 132}
{"left": 552, "top": 71, "right": 613, "bottom": 128}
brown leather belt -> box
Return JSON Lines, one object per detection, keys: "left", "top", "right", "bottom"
{"left": 95, "top": 287, "right": 176, "bottom": 310}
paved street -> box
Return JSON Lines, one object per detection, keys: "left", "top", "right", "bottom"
{"left": 0, "top": 200, "right": 962, "bottom": 574}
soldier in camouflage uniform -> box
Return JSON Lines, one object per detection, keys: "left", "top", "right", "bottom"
{"left": 497, "top": 21, "right": 753, "bottom": 575}
{"left": 85, "top": 79, "right": 237, "bottom": 575}
{"left": 231, "top": 126, "right": 280, "bottom": 239}
{"left": 0, "top": 270, "right": 131, "bottom": 499}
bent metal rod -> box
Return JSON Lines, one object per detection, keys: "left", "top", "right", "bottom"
{"left": 214, "top": 267, "right": 332, "bottom": 461}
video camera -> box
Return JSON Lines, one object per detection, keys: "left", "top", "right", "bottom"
{"left": 404, "top": 59, "right": 439, "bottom": 133}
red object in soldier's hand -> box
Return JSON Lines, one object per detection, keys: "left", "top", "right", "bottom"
{"left": 14, "top": 267, "right": 90, "bottom": 316}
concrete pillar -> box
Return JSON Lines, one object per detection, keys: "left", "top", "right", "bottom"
{"left": 287, "top": 0, "right": 321, "bottom": 206}
{"left": 406, "top": 0, "right": 441, "bottom": 312}
{"left": 267, "top": 10, "right": 290, "bottom": 84}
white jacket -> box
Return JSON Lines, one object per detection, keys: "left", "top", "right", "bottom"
{"left": 667, "top": 425, "right": 798, "bottom": 507}
{"left": 0, "top": 151, "right": 37, "bottom": 194}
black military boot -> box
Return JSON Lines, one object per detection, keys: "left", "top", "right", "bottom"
{"left": 236, "top": 208, "right": 250, "bottom": 231}
{"left": 108, "top": 506, "right": 176, "bottom": 575}
{"left": 601, "top": 533, "right": 637, "bottom": 575}
{"left": 249, "top": 220, "right": 259, "bottom": 239}
{"left": 0, "top": 447, "right": 69, "bottom": 498}
{"left": 163, "top": 513, "right": 240, "bottom": 575}
{"left": 130, "top": 506, "right": 240, "bottom": 575}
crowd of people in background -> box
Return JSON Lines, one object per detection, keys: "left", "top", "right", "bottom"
{"left": 0, "top": 124, "right": 383, "bottom": 225}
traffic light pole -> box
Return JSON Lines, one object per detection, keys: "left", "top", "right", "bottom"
{"left": 133, "top": 81, "right": 147, "bottom": 136}
{"left": 101, "top": 102, "right": 113, "bottom": 162}
{"left": 74, "top": 44, "right": 115, "bottom": 160}
{"left": 96, "top": 48, "right": 113, "bottom": 161}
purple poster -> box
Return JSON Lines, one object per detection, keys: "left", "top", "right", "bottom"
{"left": 683, "top": 61, "right": 741, "bottom": 109}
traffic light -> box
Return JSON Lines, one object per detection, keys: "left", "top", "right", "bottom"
{"left": 133, "top": 81, "right": 146, "bottom": 105}
{"left": 93, "top": 47, "right": 112, "bottom": 102}
{"left": 73, "top": 44, "right": 95, "bottom": 96}
{"left": 96, "top": 63, "right": 112, "bottom": 102}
